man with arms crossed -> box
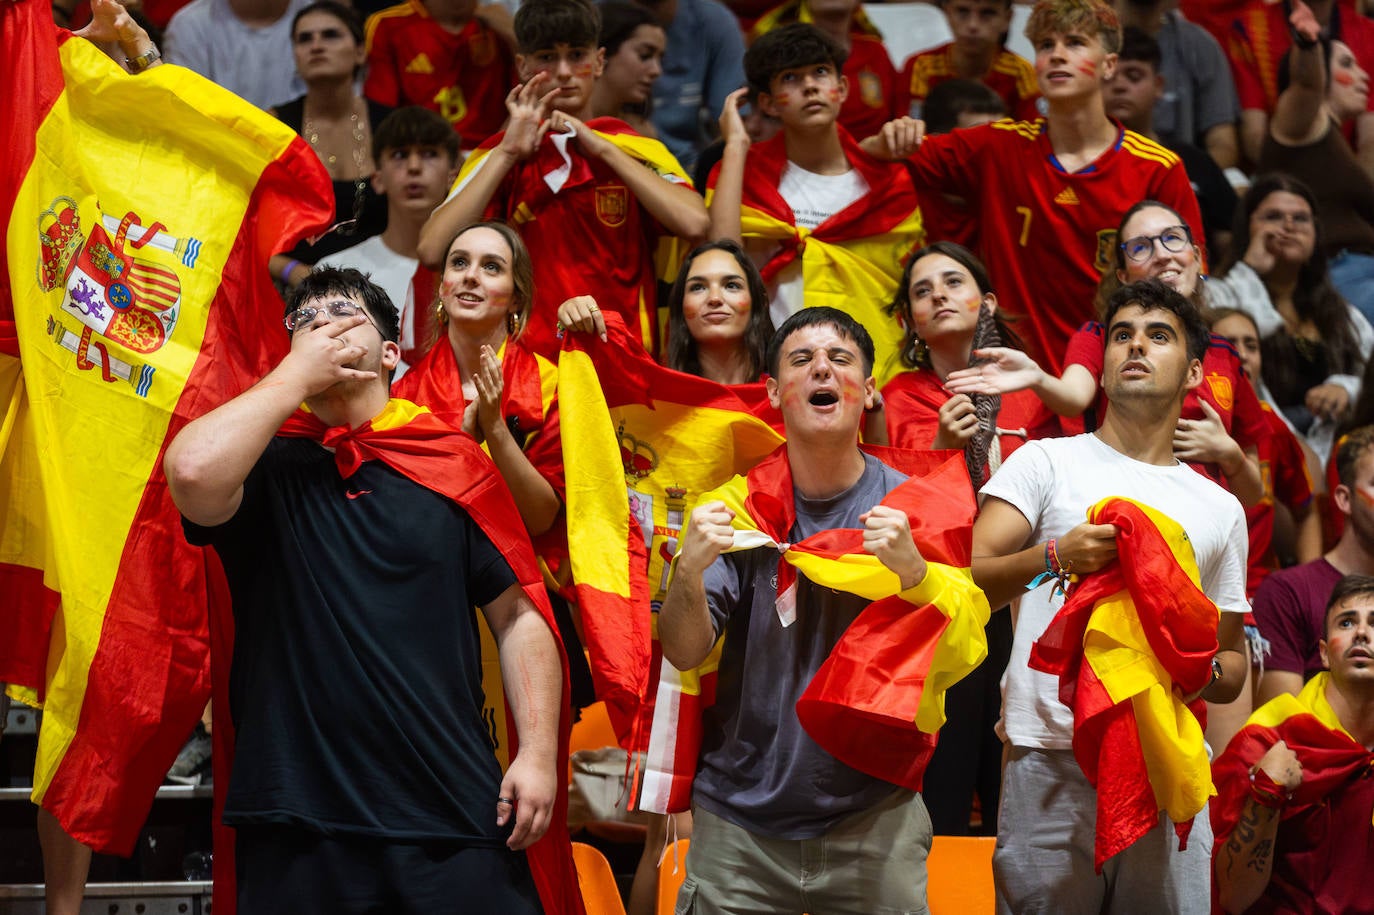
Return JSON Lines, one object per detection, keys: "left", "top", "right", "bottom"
{"left": 972, "top": 279, "right": 1249, "bottom": 914}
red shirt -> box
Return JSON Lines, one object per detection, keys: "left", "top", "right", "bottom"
{"left": 839, "top": 35, "right": 903, "bottom": 142}
{"left": 455, "top": 121, "right": 691, "bottom": 358}
{"left": 1224, "top": 0, "right": 1374, "bottom": 116}
{"left": 901, "top": 43, "right": 1041, "bottom": 122}
{"left": 1245, "top": 403, "right": 1314, "bottom": 597}
{"left": 907, "top": 120, "right": 1205, "bottom": 374}
{"left": 364, "top": 1, "right": 518, "bottom": 149}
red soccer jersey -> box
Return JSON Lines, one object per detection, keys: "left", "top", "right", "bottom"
{"left": 1225, "top": 0, "right": 1374, "bottom": 116}
{"left": 839, "top": 35, "right": 903, "bottom": 142}
{"left": 452, "top": 120, "right": 690, "bottom": 359}
{"left": 907, "top": 119, "right": 1204, "bottom": 375}
{"left": 901, "top": 43, "right": 1041, "bottom": 122}
{"left": 1245, "top": 403, "right": 1314, "bottom": 597}
{"left": 364, "top": 1, "right": 518, "bottom": 150}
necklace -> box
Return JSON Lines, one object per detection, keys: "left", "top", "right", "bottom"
{"left": 303, "top": 97, "right": 369, "bottom": 237}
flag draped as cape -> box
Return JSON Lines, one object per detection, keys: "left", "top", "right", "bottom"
{"left": 1, "top": 0, "right": 331, "bottom": 854}
{"left": 709, "top": 129, "right": 923, "bottom": 386}
{"left": 636, "top": 445, "right": 990, "bottom": 813}
{"left": 269, "top": 399, "right": 585, "bottom": 915}
{"left": 1030, "top": 497, "right": 1220, "bottom": 870}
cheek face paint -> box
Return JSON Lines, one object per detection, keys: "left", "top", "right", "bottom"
{"left": 572, "top": 63, "right": 596, "bottom": 79}
{"left": 1357, "top": 485, "right": 1374, "bottom": 510}
{"left": 838, "top": 374, "right": 864, "bottom": 405}
{"left": 1077, "top": 63, "right": 1097, "bottom": 76}
{"left": 1334, "top": 69, "right": 1356, "bottom": 87}
{"left": 827, "top": 87, "right": 842, "bottom": 102}
{"left": 772, "top": 91, "right": 792, "bottom": 106}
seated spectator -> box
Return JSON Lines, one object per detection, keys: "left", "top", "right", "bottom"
{"left": 1112, "top": 0, "right": 1240, "bottom": 170}
{"left": 1253, "top": 426, "right": 1374, "bottom": 703}
{"left": 589, "top": 1, "right": 668, "bottom": 137}
{"left": 634, "top": 0, "right": 747, "bottom": 171}
{"left": 1224, "top": 0, "right": 1374, "bottom": 171}
{"left": 901, "top": 0, "right": 1040, "bottom": 122}
{"left": 1206, "top": 173, "right": 1373, "bottom": 460}
{"left": 315, "top": 107, "right": 460, "bottom": 377}
{"left": 362, "top": 0, "right": 518, "bottom": 151}
{"left": 164, "top": 0, "right": 308, "bottom": 109}
{"left": 1211, "top": 573, "right": 1374, "bottom": 915}
{"left": 1106, "top": 27, "right": 1238, "bottom": 261}
{"left": 1258, "top": 2, "right": 1374, "bottom": 329}
{"left": 750, "top": 0, "right": 902, "bottom": 141}
{"left": 918, "top": 79, "right": 1006, "bottom": 250}
{"left": 270, "top": 1, "right": 392, "bottom": 282}
{"left": 419, "top": 0, "right": 708, "bottom": 359}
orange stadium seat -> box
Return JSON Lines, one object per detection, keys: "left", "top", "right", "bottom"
{"left": 926, "top": 835, "right": 996, "bottom": 914}
{"left": 572, "top": 841, "right": 627, "bottom": 915}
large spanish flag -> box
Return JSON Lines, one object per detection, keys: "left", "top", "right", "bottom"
{"left": 1, "top": 0, "right": 331, "bottom": 853}
{"left": 1030, "top": 497, "right": 1220, "bottom": 870}
{"left": 708, "top": 129, "right": 923, "bottom": 386}
{"left": 637, "top": 445, "right": 991, "bottom": 813}
{"left": 557, "top": 314, "right": 784, "bottom": 743}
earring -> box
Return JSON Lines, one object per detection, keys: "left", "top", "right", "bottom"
{"left": 507, "top": 312, "right": 521, "bottom": 336}
{"left": 911, "top": 333, "right": 929, "bottom": 366}
{"left": 435, "top": 299, "right": 448, "bottom": 325}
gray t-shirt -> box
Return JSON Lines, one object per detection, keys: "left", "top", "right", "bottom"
{"left": 1155, "top": 10, "right": 1240, "bottom": 149}
{"left": 693, "top": 453, "right": 906, "bottom": 839}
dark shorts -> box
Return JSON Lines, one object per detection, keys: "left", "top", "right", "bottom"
{"left": 236, "top": 824, "right": 544, "bottom": 915}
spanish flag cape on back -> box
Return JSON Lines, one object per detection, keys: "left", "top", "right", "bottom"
{"left": 708, "top": 128, "right": 923, "bottom": 386}
{"left": 270, "top": 399, "right": 584, "bottom": 915}
{"left": 557, "top": 312, "right": 784, "bottom": 743}
{"left": 1030, "top": 497, "right": 1220, "bottom": 871}
{"left": 1, "top": 0, "right": 331, "bottom": 853}
{"left": 454, "top": 118, "right": 690, "bottom": 354}
{"left": 636, "top": 444, "right": 992, "bottom": 813}
{"left": 1211, "top": 672, "right": 1374, "bottom": 850}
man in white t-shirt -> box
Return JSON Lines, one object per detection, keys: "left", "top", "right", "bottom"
{"left": 317, "top": 107, "right": 459, "bottom": 379}
{"left": 972, "top": 278, "right": 1249, "bottom": 915}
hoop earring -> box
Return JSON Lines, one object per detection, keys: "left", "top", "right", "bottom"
{"left": 911, "top": 333, "right": 929, "bottom": 366}
{"left": 507, "top": 312, "right": 521, "bottom": 336}
{"left": 435, "top": 299, "right": 448, "bottom": 325}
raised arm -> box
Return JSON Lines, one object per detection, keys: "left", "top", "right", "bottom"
{"left": 706, "top": 88, "right": 751, "bottom": 244}
{"left": 659, "top": 500, "right": 735, "bottom": 671}
{"left": 945, "top": 348, "right": 1098, "bottom": 418}
{"left": 481, "top": 582, "right": 563, "bottom": 851}
{"left": 558, "top": 114, "right": 710, "bottom": 242}
{"left": 417, "top": 75, "right": 559, "bottom": 267}
{"left": 1172, "top": 400, "right": 1265, "bottom": 507}
{"left": 1270, "top": 0, "right": 1329, "bottom": 146}
{"left": 165, "top": 315, "right": 377, "bottom": 526}
{"left": 75, "top": 0, "right": 161, "bottom": 73}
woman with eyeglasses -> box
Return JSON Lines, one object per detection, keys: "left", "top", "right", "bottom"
{"left": 268, "top": 0, "right": 391, "bottom": 290}
{"left": 947, "top": 199, "right": 1268, "bottom": 507}
{"left": 1206, "top": 175, "right": 1373, "bottom": 461}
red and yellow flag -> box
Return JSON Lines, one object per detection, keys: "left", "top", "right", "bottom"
{"left": 637, "top": 445, "right": 990, "bottom": 812}
{"left": 1030, "top": 497, "right": 1221, "bottom": 870}
{"left": 557, "top": 314, "right": 784, "bottom": 744}
{"left": 708, "top": 129, "right": 923, "bottom": 386}
{"left": 1, "top": 0, "right": 331, "bottom": 853}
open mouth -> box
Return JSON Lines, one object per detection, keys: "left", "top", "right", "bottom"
{"left": 809, "top": 391, "right": 839, "bottom": 407}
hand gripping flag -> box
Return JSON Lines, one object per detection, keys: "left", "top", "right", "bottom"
{"left": 1030, "top": 497, "right": 1221, "bottom": 870}
{"left": 638, "top": 445, "right": 991, "bottom": 813}
{"left": 709, "top": 128, "right": 924, "bottom": 386}
{"left": 271, "top": 399, "right": 584, "bottom": 915}
{"left": 557, "top": 313, "right": 784, "bottom": 746}
{"left": 1, "top": 0, "right": 331, "bottom": 854}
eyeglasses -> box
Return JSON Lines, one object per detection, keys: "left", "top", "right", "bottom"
{"left": 1120, "top": 225, "right": 1192, "bottom": 263}
{"left": 283, "top": 298, "right": 372, "bottom": 333}
{"left": 1256, "top": 209, "right": 1314, "bottom": 229}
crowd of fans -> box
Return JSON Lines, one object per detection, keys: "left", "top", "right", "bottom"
{"left": 33, "top": 0, "right": 1374, "bottom": 912}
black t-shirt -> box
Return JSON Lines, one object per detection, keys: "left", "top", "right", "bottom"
{"left": 185, "top": 437, "right": 518, "bottom": 843}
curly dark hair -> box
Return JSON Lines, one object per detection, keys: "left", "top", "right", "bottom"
{"left": 744, "top": 23, "right": 848, "bottom": 97}
{"left": 1102, "top": 278, "right": 1210, "bottom": 363}
{"left": 286, "top": 266, "right": 400, "bottom": 344}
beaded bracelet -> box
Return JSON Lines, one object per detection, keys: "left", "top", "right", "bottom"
{"left": 1248, "top": 767, "right": 1290, "bottom": 809}
{"left": 1026, "top": 538, "right": 1072, "bottom": 596}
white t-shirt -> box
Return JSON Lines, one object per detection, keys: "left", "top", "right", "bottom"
{"left": 980, "top": 433, "right": 1249, "bottom": 750}
{"left": 767, "top": 162, "right": 869, "bottom": 326}
{"left": 164, "top": 0, "right": 308, "bottom": 110}
{"left": 316, "top": 235, "right": 419, "bottom": 380}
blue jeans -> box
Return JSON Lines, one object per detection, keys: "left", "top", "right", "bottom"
{"left": 1328, "top": 250, "right": 1374, "bottom": 328}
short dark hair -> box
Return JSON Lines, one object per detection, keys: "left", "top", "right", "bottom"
{"left": 665, "top": 240, "right": 775, "bottom": 381}
{"left": 599, "top": 0, "right": 661, "bottom": 56}
{"left": 291, "top": 0, "right": 364, "bottom": 46}
{"left": 922, "top": 79, "right": 1006, "bottom": 135}
{"left": 515, "top": 0, "right": 600, "bottom": 55}
{"left": 286, "top": 266, "right": 401, "bottom": 344}
{"left": 1335, "top": 425, "right": 1374, "bottom": 489}
{"left": 1118, "top": 25, "right": 1162, "bottom": 70}
{"left": 767, "top": 307, "right": 875, "bottom": 378}
{"left": 1101, "top": 278, "right": 1209, "bottom": 363}
{"left": 371, "top": 106, "right": 460, "bottom": 164}
{"left": 1325, "top": 574, "right": 1374, "bottom": 630}
{"left": 745, "top": 23, "right": 848, "bottom": 97}
{"left": 939, "top": 0, "right": 1013, "bottom": 8}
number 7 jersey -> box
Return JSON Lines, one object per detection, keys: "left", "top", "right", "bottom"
{"left": 905, "top": 118, "right": 1204, "bottom": 375}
